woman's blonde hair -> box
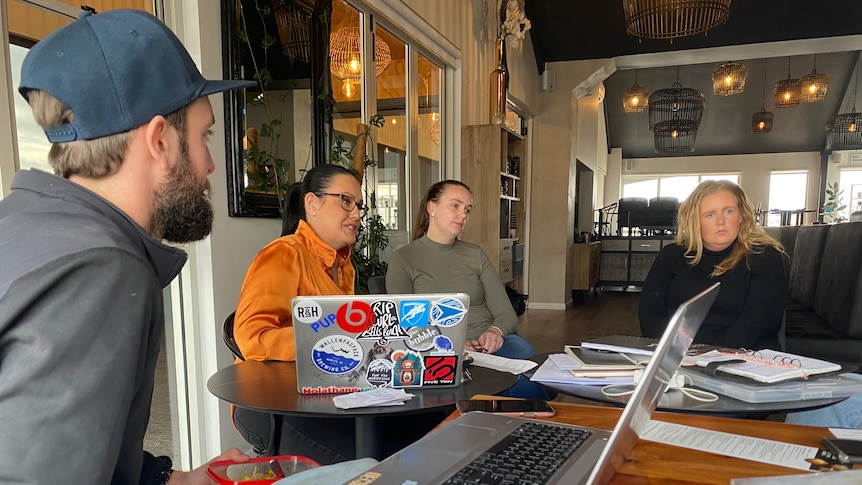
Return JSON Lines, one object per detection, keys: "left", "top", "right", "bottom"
{"left": 26, "top": 89, "right": 186, "bottom": 178}
{"left": 676, "top": 180, "right": 782, "bottom": 275}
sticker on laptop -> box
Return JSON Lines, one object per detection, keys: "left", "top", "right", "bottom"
{"left": 311, "top": 335, "right": 363, "bottom": 374}
{"left": 365, "top": 359, "right": 394, "bottom": 388}
{"left": 423, "top": 355, "right": 458, "bottom": 386}
{"left": 391, "top": 350, "right": 424, "bottom": 387}
{"left": 430, "top": 298, "right": 466, "bottom": 327}
{"left": 358, "top": 300, "right": 409, "bottom": 341}
{"left": 335, "top": 300, "right": 375, "bottom": 334}
{"left": 398, "top": 300, "right": 430, "bottom": 328}
{"left": 404, "top": 325, "right": 441, "bottom": 352}
{"left": 293, "top": 299, "right": 323, "bottom": 324}
{"left": 432, "top": 334, "right": 455, "bottom": 354}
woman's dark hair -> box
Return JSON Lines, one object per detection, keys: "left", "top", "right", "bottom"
{"left": 281, "top": 164, "right": 356, "bottom": 236}
{"left": 413, "top": 180, "right": 472, "bottom": 240}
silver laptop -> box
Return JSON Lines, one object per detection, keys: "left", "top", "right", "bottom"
{"left": 291, "top": 293, "right": 470, "bottom": 394}
{"left": 348, "top": 282, "right": 720, "bottom": 485}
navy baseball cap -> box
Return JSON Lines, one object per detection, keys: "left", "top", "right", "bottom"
{"left": 18, "top": 9, "right": 256, "bottom": 142}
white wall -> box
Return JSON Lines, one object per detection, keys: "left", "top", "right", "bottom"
{"left": 529, "top": 59, "right": 610, "bottom": 308}
{"left": 172, "top": 1, "right": 284, "bottom": 459}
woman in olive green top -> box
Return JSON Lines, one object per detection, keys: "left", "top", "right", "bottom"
{"left": 386, "top": 180, "right": 548, "bottom": 399}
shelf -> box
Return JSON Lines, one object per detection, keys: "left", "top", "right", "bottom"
{"left": 500, "top": 195, "right": 520, "bottom": 201}
{"left": 501, "top": 124, "right": 525, "bottom": 140}
{"left": 500, "top": 171, "right": 521, "bottom": 181}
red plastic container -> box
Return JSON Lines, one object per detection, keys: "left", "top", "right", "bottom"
{"left": 206, "top": 455, "right": 320, "bottom": 484}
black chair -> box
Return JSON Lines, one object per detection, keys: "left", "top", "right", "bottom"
{"left": 616, "top": 197, "right": 649, "bottom": 234}
{"left": 368, "top": 275, "right": 387, "bottom": 294}
{"left": 222, "top": 311, "right": 244, "bottom": 361}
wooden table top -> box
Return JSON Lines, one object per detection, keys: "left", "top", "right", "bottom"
{"left": 450, "top": 396, "right": 843, "bottom": 484}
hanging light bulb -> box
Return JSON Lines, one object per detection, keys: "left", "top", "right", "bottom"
{"left": 671, "top": 129, "right": 679, "bottom": 138}
{"left": 622, "top": 70, "right": 648, "bottom": 113}
{"left": 800, "top": 55, "right": 829, "bottom": 103}
{"left": 342, "top": 80, "right": 355, "bottom": 97}
{"left": 774, "top": 57, "right": 801, "bottom": 108}
{"left": 712, "top": 61, "right": 746, "bottom": 96}
{"left": 752, "top": 59, "right": 774, "bottom": 134}
{"left": 348, "top": 57, "right": 361, "bottom": 74}
{"left": 828, "top": 56, "right": 862, "bottom": 150}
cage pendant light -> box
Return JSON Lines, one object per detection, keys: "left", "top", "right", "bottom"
{"left": 623, "top": 0, "right": 731, "bottom": 42}
{"left": 329, "top": 5, "right": 392, "bottom": 88}
{"left": 774, "top": 57, "right": 801, "bottom": 108}
{"left": 648, "top": 67, "right": 705, "bottom": 129}
{"left": 713, "top": 61, "right": 746, "bottom": 96}
{"left": 654, "top": 118, "right": 698, "bottom": 154}
{"left": 623, "top": 71, "right": 649, "bottom": 113}
{"left": 829, "top": 57, "right": 862, "bottom": 150}
{"left": 752, "top": 59, "right": 774, "bottom": 134}
{"left": 800, "top": 55, "right": 829, "bottom": 103}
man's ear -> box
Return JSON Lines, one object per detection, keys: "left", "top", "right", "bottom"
{"left": 142, "top": 115, "right": 174, "bottom": 171}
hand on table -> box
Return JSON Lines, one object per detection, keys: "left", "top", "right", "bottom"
{"left": 465, "top": 328, "right": 504, "bottom": 354}
{"left": 167, "top": 447, "right": 250, "bottom": 485}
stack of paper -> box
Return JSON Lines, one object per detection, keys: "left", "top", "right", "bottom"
{"left": 559, "top": 346, "right": 646, "bottom": 378}
{"left": 530, "top": 354, "right": 635, "bottom": 386}
{"left": 332, "top": 388, "right": 414, "bottom": 409}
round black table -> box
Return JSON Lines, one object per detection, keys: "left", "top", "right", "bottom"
{"left": 528, "top": 353, "right": 847, "bottom": 416}
{"left": 207, "top": 360, "right": 518, "bottom": 457}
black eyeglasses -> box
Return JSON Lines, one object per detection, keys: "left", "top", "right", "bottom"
{"left": 315, "top": 192, "right": 367, "bottom": 215}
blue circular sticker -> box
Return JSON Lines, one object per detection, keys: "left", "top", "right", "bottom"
{"left": 431, "top": 298, "right": 467, "bottom": 327}
{"left": 311, "top": 335, "right": 363, "bottom": 374}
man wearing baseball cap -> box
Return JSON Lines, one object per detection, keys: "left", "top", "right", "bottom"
{"left": 0, "top": 9, "right": 255, "bottom": 484}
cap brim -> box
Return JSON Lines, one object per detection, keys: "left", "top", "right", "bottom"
{"left": 200, "top": 79, "right": 258, "bottom": 97}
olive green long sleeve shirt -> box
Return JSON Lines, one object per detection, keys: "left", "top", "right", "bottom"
{"left": 385, "top": 235, "right": 517, "bottom": 340}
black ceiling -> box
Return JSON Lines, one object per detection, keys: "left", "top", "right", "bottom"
{"left": 524, "top": 1, "right": 862, "bottom": 159}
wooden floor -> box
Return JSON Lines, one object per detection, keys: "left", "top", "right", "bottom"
{"left": 518, "top": 290, "right": 641, "bottom": 355}
{"left": 516, "top": 290, "right": 644, "bottom": 405}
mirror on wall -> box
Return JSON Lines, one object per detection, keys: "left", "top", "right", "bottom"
{"left": 221, "top": 0, "right": 332, "bottom": 217}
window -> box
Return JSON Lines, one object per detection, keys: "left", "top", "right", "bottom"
{"left": 331, "top": 1, "right": 449, "bottom": 255}
{"left": 767, "top": 172, "right": 808, "bottom": 226}
{"left": 622, "top": 174, "right": 740, "bottom": 202}
{"left": 840, "top": 169, "right": 862, "bottom": 218}
{"left": 10, "top": 43, "right": 52, "bottom": 173}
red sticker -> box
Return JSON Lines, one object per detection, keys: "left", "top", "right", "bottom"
{"left": 423, "top": 355, "right": 457, "bottom": 386}
{"left": 336, "top": 300, "right": 375, "bottom": 333}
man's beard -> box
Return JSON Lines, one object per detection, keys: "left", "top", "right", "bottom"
{"left": 150, "top": 141, "right": 214, "bottom": 243}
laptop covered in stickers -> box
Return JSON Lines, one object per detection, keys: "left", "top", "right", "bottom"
{"left": 291, "top": 293, "right": 470, "bottom": 395}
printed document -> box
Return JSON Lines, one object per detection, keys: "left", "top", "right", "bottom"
{"left": 641, "top": 421, "right": 817, "bottom": 471}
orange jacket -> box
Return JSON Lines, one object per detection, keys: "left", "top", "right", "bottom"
{"left": 234, "top": 220, "right": 355, "bottom": 361}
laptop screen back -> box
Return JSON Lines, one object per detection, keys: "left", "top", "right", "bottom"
{"left": 585, "top": 282, "right": 720, "bottom": 484}
{"left": 291, "top": 293, "right": 470, "bottom": 394}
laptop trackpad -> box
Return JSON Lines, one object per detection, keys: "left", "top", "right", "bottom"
{"left": 400, "top": 423, "right": 496, "bottom": 462}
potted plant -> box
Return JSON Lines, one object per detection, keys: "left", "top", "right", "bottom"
{"left": 821, "top": 181, "right": 847, "bottom": 223}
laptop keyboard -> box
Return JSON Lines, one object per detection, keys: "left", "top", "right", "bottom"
{"left": 442, "top": 421, "right": 592, "bottom": 485}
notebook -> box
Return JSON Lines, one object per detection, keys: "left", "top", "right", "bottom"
{"left": 348, "top": 282, "right": 720, "bottom": 485}
{"left": 692, "top": 349, "right": 842, "bottom": 383}
{"left": 291, "top": 293, "right": 470, "bottom": 394}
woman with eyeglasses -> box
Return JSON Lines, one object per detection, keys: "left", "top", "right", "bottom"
{"left": 233, "top": 163, "right": 365, "bottom": 464}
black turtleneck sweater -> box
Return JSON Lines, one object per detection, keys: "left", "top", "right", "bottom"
{"left": 638, "top": 242, "right": 788, "bottom": 349}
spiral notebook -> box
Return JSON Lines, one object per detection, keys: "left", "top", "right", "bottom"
{"left": 693, "top": 349, "right": 842, "bottom": 384}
